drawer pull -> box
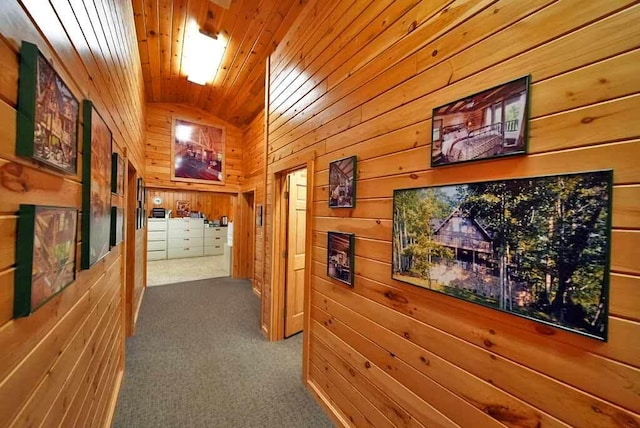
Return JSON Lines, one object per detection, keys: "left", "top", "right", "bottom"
{"left": 184, "top": 238, "right": 190, "bottom": 241}
{"left": 184, "top": 229, "right": 190, "bottom": 232}
{"left": 184, "top": 247, "right": 190, "bottom": 250}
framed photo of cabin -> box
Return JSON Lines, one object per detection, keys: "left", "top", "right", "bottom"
{"left": 329, "top": 156, "right": 356, "bottom": 208}
{"left": 391, "top": 170, "right": 613, "bottom": 341}
{"left": 171, "top": 117, "right": 225, "bottom": 185}
{"left": 110, "top": 206, "right": 124, "bottom": 246}
{"left": 111, "top": 152, "right": 125, "bottom": 195}
{"left": 14, "top": 205, "right": 78, "bottom": 317}
{"left": 431, "top": 75, "right": 530, "bottom": 167}
{"left": 81, "top": 101, "right": 112, "bottom": 269}
{"left": 176, "top": 200, "right": 190, "bottom": 217}
{"left": 16, "top": 41, "right": 80, "bottom": 175}
{"left": 327, "top": 231, "right": 355, "bottom": 287}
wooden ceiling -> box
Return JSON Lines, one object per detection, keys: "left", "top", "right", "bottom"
{"left": 132, "top": 0, "right": 306, "bottom": 127}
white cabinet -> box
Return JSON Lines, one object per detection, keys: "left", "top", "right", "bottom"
{"left": 204, "top": 226, "right": 227, "bottom": 256}
{"left": 147, "top": 219, "right": 167, "bottom": 261}
{"left": 167, "top": 218, "right": 204, "bottom": 259}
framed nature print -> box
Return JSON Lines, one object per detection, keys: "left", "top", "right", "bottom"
{"left": 329, "top": 156, "right": 356, "bottom": 208}
{"left": 171, "top": 118, "right": 225, "bottom": 185}
{"left": 391, "top": 170, "right": 612, "bottom": 341}
{"left": 110, "top": 206, "right": 124, "bottom": 246}
{"left": 327, "top": 231, "right": 355, "bottom": 287}
{"left": 81, "top": 101, "right": 112, "bottom": 269}
{"left": 431, "top": 75, "right": 530, "bottom": 167}
{"left": 16, "top": 41, "right": 79, "bottom": 175}
{"left": 14, "top": 205, "right": 78, "bottom": 317}
{"left": 111, "top": 152, "right": 125, "bottom": 195}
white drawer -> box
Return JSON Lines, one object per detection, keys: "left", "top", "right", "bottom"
{"left": 147, "top": 240, "right": 166, "bottom": 251}
{"left": 147, "top": 250, "right": 167, "bottom": 261}
{"left": 204, "top": 234, "right": 225, "bottom": 246}
{"left": 168, "top": 246, "right": 204, "bottom": 259}
{"left": 148, "top": 230, "right": 167, "bottom": 241}
{"left": 169, "top": 218, "right": 204, "bottom": 230}
{"left": 168, "top": 227, "right": 204, "bottom": 239}
{"left": 147, "top": 219, "right": 167, "bottom": 231}
{"left": 205, "top": 226, "right": 225, "bottom": 236}
{"left": 204, "top": 245, "right": 224, "bottom": 256}
{"left": 168, "top": 237, "right": 204, "bottom": 249}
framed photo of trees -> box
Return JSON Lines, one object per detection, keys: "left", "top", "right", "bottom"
{"left": 392, "top": 170, "right": 612, "bottom": 341}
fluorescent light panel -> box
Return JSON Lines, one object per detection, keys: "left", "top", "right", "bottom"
{"left": 187, "top": 31, "right": 226, "bottom": 85}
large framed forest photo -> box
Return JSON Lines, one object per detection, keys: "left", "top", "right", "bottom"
{"left": 392, "top": 170, "right": 613, "bottom": 340}
{"left": 171, "top": 118, "right": 225, "bottom": 185}
{"left": 16, "top": 41, "right": 79, "bottom": 175}
{"left": 431, "top": 75, "right": 530, "bottom": 167}
{"left": 82, "top": 101, "right": 112, "bottom": 268}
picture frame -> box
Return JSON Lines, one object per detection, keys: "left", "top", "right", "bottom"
{"left": 16, "top": 41, "right": 80, "bottom": 175}
{"left": 110, "top": 206, "right": 124, "bottom": 246}
{"left": 171, "top": 117, "right": 226, "bottom": 185}
{"left": 328, "top": 156, "right": 357, "bottom": 208}
{"left": 176, "top": 200, "right": 190, "bottom": 217}
{"left": 256, "top": 205, "right": 263, "bottom": 227}
{"left": 14, "top": 205, "right": 78, "bottom": 317}
{"left": 431, "top": 75, "right": 530, "bottom": 167}
{"left": 81, "top": 101, "right": 112, "bottom": 269}
{"left": 391, "top": 169, "right": 613, "bottom": 341}
{"left": 136, "top": 177, "right": 143, "bottom": 203}
{"left": 111, "top": 152, "right": 125, "bottom": 195}
{"left": 136, "top": 207, "right": 142, "bottom": 230}
{"left": 327, "top": 231, "right": 355, "bottom": 287}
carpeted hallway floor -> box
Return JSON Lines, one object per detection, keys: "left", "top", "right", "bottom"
{"left": 113, "top": 278, "right": 333, "bottom": 428}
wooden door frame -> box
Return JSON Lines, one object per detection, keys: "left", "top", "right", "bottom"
{"left": 237, "top": 188, "right": 257, "bottom": 285}
{"left": 267, "top": 158, "right": 315, "bottom": 348}
{"left": 124, "top": 161, "right": 137, "bottom": 336}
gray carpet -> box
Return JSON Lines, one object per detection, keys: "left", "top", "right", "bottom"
{"left": 113, "top": 278, "right": 333, "bottom": 428}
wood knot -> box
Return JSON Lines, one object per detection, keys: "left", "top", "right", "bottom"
{"left": 535, "top": 325, "right": 556, "bottom": 336}
{"left": 420, "top": 356, "right": 429, "bottom": 365}
{"left": 1, "top": 162, "right": 28, "bottom": 192}
{"left": 483, "top": 338, "right": 493, "bottom": 347}
{"left": 599, "top": 78, "right": 608, "bottom": 84}
{"left": 403, "top": 332, "right": 410, "bottom": 339}
{"left": 384, "top": 291, "right": 408, "bottom": 304}
{"left": 581, "top": 117, "right": 595, "bottom": 124}
{"left": 364, "top": 361, "right": 371, "bottom": 369}
{"left": 376, "top": 219, "right": 381, "bottom": 224}
{"left": 410, "top": 173, "right": 419, "bottom": 179}
{"left": 149, "top": 30, "right": 156, "bottom": 36}
{"left": 348, "top": 368, "right": 356, "bottom": 376}
{"left": 493, "top": 8, "right": 500, "bottom": 14}
{"left": 490, "top": 354, "right": 497, "bottom": 360}
{"left": 489, "top": 329, "right": 495, "bottom": 335}
{"left": 408, "top": 20, "right": 417, "bottom": 33}
{"left": 432, "top": 49, "right": 438, "bottom": 57}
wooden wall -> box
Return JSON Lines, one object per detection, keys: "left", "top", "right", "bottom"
{"left": 0, "top": 0, "right": 145, "bottom": 427}
{"left": 241, "top": 110, "right": 266, "bottom": 294}
{"left": 145, "top": 102, "right": 243, "bottom": 193}
{"left": 145, "top": 188, "right": 234, "bottom": 222}
{"left": 263, "top": 0, "right": 640, "bottom": 426}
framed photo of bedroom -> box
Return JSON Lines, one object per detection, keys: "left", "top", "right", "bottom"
{"left": 431, "top": 75, "right": 531, "bottom": 167}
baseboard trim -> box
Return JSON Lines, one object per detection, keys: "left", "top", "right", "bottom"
{"left": 132, "top": 286, "right": 145, "bottom": 334}
{"left": 306, "top": 378, "right": 350, "bottom": 428}
{"left": 252, "top": 287, "right": 261, "bottom": 298}
{"left": 103, "top": 368, "right": 124, "bottom": 428}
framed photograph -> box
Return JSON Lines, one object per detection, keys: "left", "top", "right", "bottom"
{"left": 176, "top": 200, "right": 190, "bottom": 217}
{"left": 111, "top": 152, "right": 125, "bottom": 195}
{"left": 171, "top": 118, "right": 225, "bottom": 185}
{"left": 16, "top": 41, "right": 79, "bottom": 175}
{"left": 431, "top": 75, "right": 530, "bottom": 167}
{"left": 110, "top": 206, "right": 124, "bottom": 246}
{"left": 81, "top": 101, "right": 112, "bottom": 269}
{"left": 135, "top": 207, "right": 142, "bottom": 230}
{"left": 392, "top": 170, "right": 613, "bottom": 341}
{"left": 14, "top": 205, "right": 78, "bottom": 317}
{"left": 327, "top": 231, "right": 355, "bottom": 287}
{"left": 329, "top": 156, "right": 356, "bottom": 208}
{"left": 136, "top": 177, "right": 143, "bottom": 203}
{"left": 256, "top": 205, "right": 263, "bottom": 227}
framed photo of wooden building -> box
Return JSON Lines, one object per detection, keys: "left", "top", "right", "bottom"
{"left": 171, "top": 118, "right": 225, "bottom": 185}
{"left": 431, "top": 75, "right": 530, "bottom": 167}
{"left": 81, "top": 101, "right": 112, "bottom": 269}
{"left": 110, "top": 206, "right": 124, "bottom": 246}
{"left": 176, "top": 200, "right": 190, "bottom": 217}
{"left": 16, "top": 41, "right": 80, "bottom": 175}
{"left": 111, "top": 152, "right": 125, "bottom": 195}
{"left": 329, "top": 156, "right": 356, "bottom": 208}
{"left": 327, "top": 231, "right": 355, "bottom": 287}
{"left": 14, "top": 205, "right": 78, "bottom": 317}
{"left": 392, "top": 170, "right": 612, "bottom": 341}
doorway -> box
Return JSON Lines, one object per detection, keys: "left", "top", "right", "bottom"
{"left": 284, "top": 168, "right": 307, "bottom": 337}
{"left": 238, "top": 190, "right": 256, "bottom": 287}
{"left": 125, "top": 161, "right": 138, "bottom": 336}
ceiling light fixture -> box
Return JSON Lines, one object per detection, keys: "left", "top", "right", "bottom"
{"left": 186, "top": 30, "right": 226, "bottom": 85}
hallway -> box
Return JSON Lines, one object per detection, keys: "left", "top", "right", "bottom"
{"left": 113, "top": 278, "right": 332, "bottom": 427}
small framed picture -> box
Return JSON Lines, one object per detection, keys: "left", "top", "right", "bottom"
{"left": 329, "top": 156, "right": 356, "bottom": 208}
{"left": 327, "top": 231, "right": 355, "bottom": 287}
{"left": 110, "top": 206, "right": 124, "bottom": 246}
{"left": 16, "top": 42, "right": 80, "bottom": 175}
{"left": 431, "top": 75, "right": 530, "bottom": 167}
{"left": 14, "top": 205, "right": 78, "bottom": 317}
{"left": 176, "top": 200, "right": 190, "bottom": 217}
{"left": 256, "top": 205, "right": 263, "bottom": 227}
{"left": 111, "top": 152, "right": 125, "bottom": 195}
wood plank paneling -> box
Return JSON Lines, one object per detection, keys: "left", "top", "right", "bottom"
{"left": 145, "top": 188, "right": 234, "bottom": 222}
{"left": 0, "top": 0, "right": 145, "bottom": 426}
{"left": 262, "top": 0, "right": 640, "bottom": 426}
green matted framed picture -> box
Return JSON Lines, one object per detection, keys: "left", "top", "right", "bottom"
{"left": 82, "top": 101, "right": 112, "bottom": 269}
{"left": 16, "top": 41, "right": 80, "bottom": 175}
{"left": 110, "top": 206, "right": 124, "bottom": 246}
{"left": 111, "top": 152, "right": 125, "bottom": 195}
{"left": 14, "top": 205, "right": 78, "bottom": 318}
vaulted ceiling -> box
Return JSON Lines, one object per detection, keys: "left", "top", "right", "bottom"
{"left": 132, "top": 0, "right": 306, "bottom": 127}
